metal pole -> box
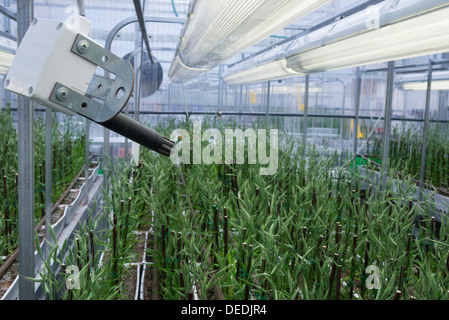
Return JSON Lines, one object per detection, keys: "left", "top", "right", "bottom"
{"left": 438, "top": 91, "right": 447, "bottom": 121}
{"left": 266, "top": 80, "right": 271, "bottom": 124}
{"left": 353, "top": 67, "right": 362, "bottom": 166}
{"left": 381, "top": 61, "right": 395, "bottom": 190}
{"left": 124, "top": 105, "right": 129, "bottom": 159}
{"left": 339, "top": 82, "right": 346, "bottom": 157}
{"left": 132, "top": 0, "right": 154, "bottom": 64}
{"left": 136, "top": 4, "right": 145, "bottom": 123}
{"left": 103, "top": 127, "right": 109, "bottom": 192}
{"left": 78, "top": 0, "right": 89, "bottom": 204}
{"left": 418, "top": 61, "right": 434, "bottom": 199}
{"left": 302, "top": 74, "right": 309, "bottom": 157}
{"left": 105, "top": 17, "right": 184, "bottom": 53}
{"left": 3, "top": 0, "right": 11, "bottom": 107}
{"left": 239, "top": 84, "right": 243, "bottom": 110}
{"left": 17, "top": 0, "right": 34, "bottom": 300}
{"left": 234, "top": 86, "right": 238, "bottom": 110}
{"left": 438, "top": 53, "right": 449, "bottom": 122}
{"left": 44, "top": 108, "right": 52, "bottom": 257}
{"left": 85, "top": 118, "right": 90, "bottom": 204}
{"left": 218, "top": 65, "right": 223, "bottom": 110}
{"left": 245, "top": 84, "right": 248, "bottom": 108}
{"left": 167, "top": 83, "right": 171, "bottom": 107}
{"left": 135, "top": 62, "right": 143, "bottom": 121}
{"left": 224, "top": 86, "right": 228, "bottom": 110}
{"left": 130, "top": 110, "right": 449, "bottom": 123}
{"left": 76, "top": 0, "right": 85, "bottom": 16}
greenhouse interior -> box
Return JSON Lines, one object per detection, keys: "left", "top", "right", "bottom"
{"left": 1, "top": 0, "right": 449, "bottom": 302}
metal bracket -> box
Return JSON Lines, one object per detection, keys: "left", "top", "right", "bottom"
{"left": 49, "top": 33, "right": 134, "bottom": 123}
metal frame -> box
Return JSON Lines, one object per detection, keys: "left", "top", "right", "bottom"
{"left": 266, "top": 80, "right": 271, "bottom": 123}
{"left": 44, "top": 108, "right": 52, "bottom": 260}
{"left": 78, "top": 0, "right": 91, "bottom": 206}
{"left": 105, "top": 16, "right": 184, "bottom": 52}
{"left": 363, "top": 59, "right": 449, "bottom": 74}
{"left": 102, "top": 15, "right": 185, "bottom": 165}
{"left": 353, "top": 67, "right": 362, "bottom": 165}
{"left": 7, "top": 105, "right": 449, "bottom": 124}
{"left": 100, "top": 15, "right": 182, "bottom": 190}
{"left": 121, "top": 109, "right": 449, "bottom": 123}
{"left": 418, "top": 60, "right": 435, "bottom": 199}
{"left": 0, "top": 4, "right": 16, "bottom": 21}
{"left": 302, "top": 75, "right": 309, "bottom": 157}
{"left": 365, "top": 59, "right": 449, "bottom": 198}
{"left": 132, "top": 0, "right": 154, "bottom": 64}
{"left": 17, "top": 0, "right": 34, "bottom": 301}
{"left": 381, "top": 61, "right": 395, "bottom": 191}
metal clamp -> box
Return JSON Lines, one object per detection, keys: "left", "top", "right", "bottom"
{"left": 49, "top": 34, "right": 134, "bottom": 123}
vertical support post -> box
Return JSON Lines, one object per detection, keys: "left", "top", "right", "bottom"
{"left": 218, "top": 65, "right": 223, "bottom": 111}
{"left": 85, "top": 119, "right": 90, "bottom": 204}
{"left": 167, "top": 83, "right": 171, "bottom": 107}
{"left": 78, "top": 0, "right": 90, "bottom": 204}
{"left": 381, "top": 61, "right": 395, "bottom": 190}
{"left": 266, "top": 80, "right": 271, "bottom": 124}
{"left": 44, "top": 108, "right": 52, "bottom": 258}
{"left": 224, "top": 86, "right": 228, "bottom": 110}
{"left": 103, "top": 127, "right": 110, "bottom": 193}
{"left": 124, "top": 107, "right": 129, "bottom": 159}
{"left": 340, "top": 82, "right": 346, "bottom": 158}
{"left": 136, "top": 45, "right": 144, "bottom": 123}
{"left": 438, "top": 53, "right": 449, "bottom": 122}
{"left": 234, "top": 86, "right": 238, "bottom": 109}
{"left": 4, "top": 0, "right": 11, "bottom": 107}
{"left": 418, "top": 61, "right": 434, "bottom": 199}
{"left": 302, "top": 75, "right": 310, "bottom": 157}
{"left": 438, "top": 91, "right": 447, "bottom": 121}
{"left": 353, "top": 67, "right": 362, "bottom": 167}
{"left": 239, "top": 84, "right": 243, "bottom": 108}
{"left": 340, "top": 83, "right": 346, "bottom": 160}
{"left": 132, "top": 53, "right": 144, "bottom": 166}
{"left": 76, "top": 0, "right": 85, "bottom": 16}
{"left": 17, "top": 0, "right": 34, "bottom": 300}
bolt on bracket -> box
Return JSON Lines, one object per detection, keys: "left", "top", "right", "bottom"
{"left": 49, "top": 34, "right": 134, "bottom": 123}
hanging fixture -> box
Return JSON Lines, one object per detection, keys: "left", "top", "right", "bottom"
{"left": 168, "top": 0, "right": 331, "bottom": 83}
{"left": 223, "top": 0, "right": 449, "bottom": 85}
{"left": 223, "top": 58, "right": 302, "bottom": 85}
{"left": 0, "top": 37, "right": 16, "bottom": 74}
{"left": 396, "top": 71, "right": 449, "bottom": 91}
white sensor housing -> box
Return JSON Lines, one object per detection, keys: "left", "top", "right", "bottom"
{"left": 4, "top": 15, "right": 97, "bottom": 115}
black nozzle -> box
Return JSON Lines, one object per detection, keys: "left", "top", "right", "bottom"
{"left": 99, "top": 113, "right": 174, "bottom": 156}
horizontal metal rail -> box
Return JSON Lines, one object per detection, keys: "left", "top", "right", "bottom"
{"left": 363, "top": 59, "right": 449, "bottom": 73}
{"left": 3, "top": 107, "right": 448, "bottom": 123}
{"left": 0, "top": 29, "right": 16, "bottom": 41}
{"left": 121, "top": 110, "right": 449, "bottom": 123}
{"left": 0, "top": 4, "right": 17, "bottom": 21}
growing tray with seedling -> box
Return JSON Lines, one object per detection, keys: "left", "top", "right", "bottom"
{"left": 0, "top": 107, "right": 101, "bottom": 299}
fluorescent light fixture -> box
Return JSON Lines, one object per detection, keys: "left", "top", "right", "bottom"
{"left": 224, "top": 58, "right": 302, "bottom": 85}
{"left": 396, "top": 71, "right": 449, "bottom": 91}
{"left": 0, "top": 37, "right": 16, "bottom": 74}
{"left": 169, "top": 0, "right": 331, "bottom": 83}
{"left": 224, "top": 0, "right": 449, "bottom": 84}
{"left": 250, "top": 84, "right": 322, "bottom": 94}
